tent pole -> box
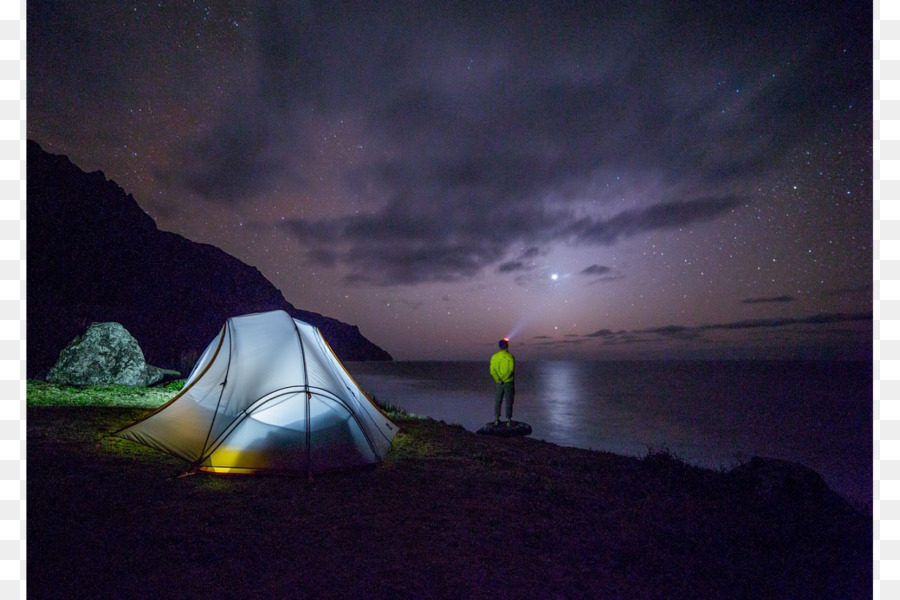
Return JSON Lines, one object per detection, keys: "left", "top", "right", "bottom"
{"left": 306, "top": 391, "right": 313, "bottom": 482}
{"left": 292, "top": 314, "right": 314, "bottom": 481}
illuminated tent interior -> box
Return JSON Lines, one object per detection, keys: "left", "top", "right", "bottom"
{"left": 114, "top": 310, "right": 398, "bottom": 475}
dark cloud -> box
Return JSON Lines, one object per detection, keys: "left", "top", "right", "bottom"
{"left": 637, "top": 325, "right": 702, "bottom": 340}
{"left": 254, "top": 0, "right": 323, "bottom": 110}
{"left": 581, "top": 264, "right": 624, "bottom": 285}
{"left": 341, "top": 240, "right": 502, "bottom": 286}
{"left": 156, "top": 1, "right": 859, "bottom": 210}
{"left": 170, "top": 108, "right": 290, "bottom": 203}
{"left": 497, "top": 247, "right": 543, "bottom": 274}
{"left": 283, "top": 194, "right": 742, "bottom": 285}
{"left": 702, "top": 313, "right": 871, "bottom": 331}
{"left": 741, "top": 295, "right": 795, "bottom": 304}
{"left": 498, "top": 261, "right": 527, "bottom": 274}
{"left": 580, "top": 265, "right": 612, "bottom": 276}
{"left": 586, "top": 329, "right": 616, "bottom": 338}
{"left": 282, "top": 197, "right": 519, "bottom": 284}
{"left": 565, "top": 196, "right": 743, "bottom": 245}
{"left": 545, "top": 311, "right": 862, "bottom": 358}
{"left": 531, "top": 337, "right": 589, "bottom": 348}
{"left": 586, "top": 312, "right": 871, "bottom": 347}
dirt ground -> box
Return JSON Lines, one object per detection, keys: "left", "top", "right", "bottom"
{"left": 28, "top": 407, "right": 870, "bottom": 599}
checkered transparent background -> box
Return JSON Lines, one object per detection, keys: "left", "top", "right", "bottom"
{"left": 876, "top": 0, "right": 900, "bottom": 596}
{"left": 0, "top": 2, "right": 23, "bottom": 598}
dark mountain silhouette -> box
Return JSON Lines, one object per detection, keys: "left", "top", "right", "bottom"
{"left": 27, "top": 140, "right": 391, "bottom": 378}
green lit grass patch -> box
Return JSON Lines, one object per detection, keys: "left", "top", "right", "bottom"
{"left": 26, "top": 380, "right": 185, "bottom": 408}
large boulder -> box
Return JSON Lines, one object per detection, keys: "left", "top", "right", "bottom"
{"left": 46, "top": 322, "right": 173, "bottom": 387}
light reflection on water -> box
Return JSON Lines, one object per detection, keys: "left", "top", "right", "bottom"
{"left": 347, "top": 359, "right": 871, "bottom": 509}
{"left": 535, "top": 361, "right": 580, "bottom": 437}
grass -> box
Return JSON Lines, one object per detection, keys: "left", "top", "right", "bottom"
{"left": 26, "top": 379, "right": 185, "bottom": 408}
{"left": 26, "top": 380, "right": 415, "bottom": 416}
{"left": 370, "top": 394, "right": 415, "bottom": 418}
{"left": 27, "top": 382, "right": 871, "bottom": 599}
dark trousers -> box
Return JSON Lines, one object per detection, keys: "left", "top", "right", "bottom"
{"left": 494, "top": 380, "right": 515, "bottom": 420}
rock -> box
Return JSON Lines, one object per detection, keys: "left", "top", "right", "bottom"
{"left": 731, "top": 456, "right": 830, "bottom": 502}
{"left": 476, "top": 420, "right": 532, "bottom": 437}
{"left": 46, "top": 322, "right": 172, "bottom": 387}
{"left": 146, "top": 365, "right": 183, "bottom": 384}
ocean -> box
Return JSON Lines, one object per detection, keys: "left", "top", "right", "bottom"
{"left": 346, "top": 360, "right": 872, "bottom": 510}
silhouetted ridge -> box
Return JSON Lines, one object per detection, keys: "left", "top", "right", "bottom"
{"left": 27, "top": 140, "right": 391, "bottom": 378}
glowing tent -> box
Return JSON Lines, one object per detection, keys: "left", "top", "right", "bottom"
{"left": 114, "top": 310, "right": 397, "bottom": 475}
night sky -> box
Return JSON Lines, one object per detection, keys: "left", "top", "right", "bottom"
{"left": 27, "top": 1, "right": 872, "bottom": 361}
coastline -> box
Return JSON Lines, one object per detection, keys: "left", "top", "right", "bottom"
{"left": 28, "top": 406, "right": 870, "bottom": 599}
{"left": 348, "top": 358, "right": 873, "bottom": 511}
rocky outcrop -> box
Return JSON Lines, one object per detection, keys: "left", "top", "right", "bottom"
{"left": 476, "top": 420, "right": 533, "bottom": 437}
{"left": 27, "top": 140, "right": 392, "bottom": 378}
{"left": 46, "top": 322, "right": 175, "bottom": 387}
{"left": 730, "top": 456, "right": 833, "bottom": 503}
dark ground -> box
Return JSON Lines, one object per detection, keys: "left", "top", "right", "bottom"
{"left": 28, "top": 407, "right": 870, "bottom": 599}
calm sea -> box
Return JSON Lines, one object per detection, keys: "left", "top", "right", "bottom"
{"left": 346, "top": 360, "right": 872, "bottom": 510}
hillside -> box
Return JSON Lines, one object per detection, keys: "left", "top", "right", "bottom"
{"left": 27, "top": 140, "right": 391, "bottom": 377}
{"left": 28, "top": 403, "right": 870, "bottom": 599}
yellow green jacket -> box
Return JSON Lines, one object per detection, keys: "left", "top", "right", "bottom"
{"left": 490, "top": 349, "right": 515, "bottom": 383}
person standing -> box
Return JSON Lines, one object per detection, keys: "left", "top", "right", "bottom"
{"left": 490, "top": 338, "right": 515, "bottom": 426}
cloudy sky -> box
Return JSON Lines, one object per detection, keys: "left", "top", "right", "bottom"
{"left": 28, "top": 0, "right": 871, "bottom": 360}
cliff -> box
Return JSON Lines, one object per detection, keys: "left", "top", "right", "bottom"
{"left": 27, "top": 140, "right": 391, "bottom": 378}
{"left": 27, "top": 404, "right": 871, "bottom": 599}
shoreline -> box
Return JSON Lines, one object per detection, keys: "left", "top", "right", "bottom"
{"left": 28, "top": 405, "right": 870, "bottom": 599}
{"left": 347, "top": 359, "right": 873, "bottom": 512}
